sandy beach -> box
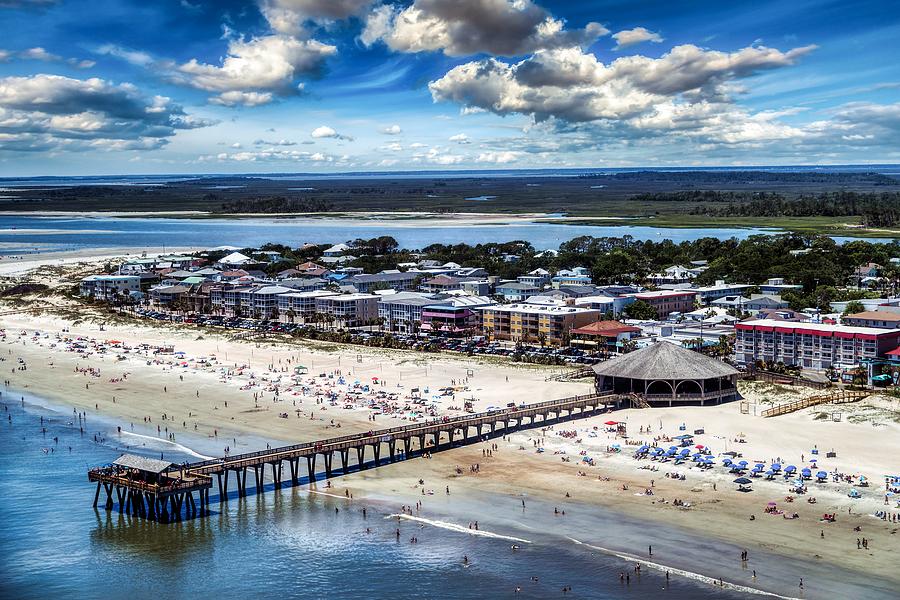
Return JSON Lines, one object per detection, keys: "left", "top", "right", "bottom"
{"left": 1, "top": 250, "right": 899, "bottom": 598}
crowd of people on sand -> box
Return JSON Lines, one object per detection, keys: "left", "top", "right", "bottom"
{"left": 1, "top": 326, "right": 506, "bottom": 458}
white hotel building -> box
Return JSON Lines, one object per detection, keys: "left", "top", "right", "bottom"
{"left": 734, "top": 319, "right": 900, "bottom": 370}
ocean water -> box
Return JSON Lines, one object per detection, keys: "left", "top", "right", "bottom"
{"left": 1, "top": 392, "right": 894, "bottom": 600}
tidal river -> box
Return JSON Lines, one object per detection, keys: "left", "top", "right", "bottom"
{"left": 0, "top": 214, "right": 782, "bottom": 255}
{"left": 1, "top": 391, "right": 894, "bottom": 600}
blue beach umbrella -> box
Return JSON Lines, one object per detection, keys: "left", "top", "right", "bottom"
{"left": 785, "top": 465, "right": 797, "bottom": 473}
{"left": 816, "top": 471, "right": 828, "bottom": 480}
{"left": 771, "top": 463, "right": 782, "bottom": 471}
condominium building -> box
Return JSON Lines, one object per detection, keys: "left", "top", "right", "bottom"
{"left": 627, "top": 290, "right": 697, "bottom": 318}
{"left": 349, "top": 272, "right": 420, "bottom": 293}
{"left": 314, "top": 293, "right": 379, "bottom": 328}
{"left": 841, "top": 311, "right": 900, "bottom": 330}
{"left": 278, "top": 290, "right": 339, "bottom": 322}
{"left": 694, "top": 281, "right": 754, "bottom": 304}
{"left": 480, "top": 300, "right": 601, "bottom": 346}
{"left": 378, "top": 292, "right": 439, "bottom": 332}
{"left": 734, "top": 319, "right": 900, "bottom": 370}
{"left": 420, "top": 296, "right": 495, "bottom": 335}
{"left": 80, "top": 274, "right": 141, "bottom": 299}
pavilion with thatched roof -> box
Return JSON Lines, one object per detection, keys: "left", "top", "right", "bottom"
{"left": 592, "top": 342, "right": 739, "bottom": 407}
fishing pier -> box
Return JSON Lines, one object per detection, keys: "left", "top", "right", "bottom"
{"left": 88, "top": 392, "right": 609, "bottom": 522}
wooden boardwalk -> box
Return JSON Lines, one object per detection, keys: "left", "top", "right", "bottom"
{"left": 545, "top": 367, "right": 595, "bottom": 382}
{"left": 741, "top": 369, "right": 829, "bottom": 390}
{"left": 88, "top": 392, "right": 610, "bottom": 521}
{"left": 760, "top": 389, "right": 869, "bottom": 418}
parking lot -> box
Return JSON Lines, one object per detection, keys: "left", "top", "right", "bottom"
{"left": 131, "top": 308, "right": 601, "bottom": 365}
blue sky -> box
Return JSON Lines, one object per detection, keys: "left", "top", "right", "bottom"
{"left": 0, "top": 0, "right": 898, "bottom": 175}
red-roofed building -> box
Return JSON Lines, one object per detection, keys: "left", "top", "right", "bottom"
{"left": 571, "top": 320, "right": 642, "bottom": 355}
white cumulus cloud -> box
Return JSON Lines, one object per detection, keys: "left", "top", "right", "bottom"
{"left": 0, "top": 74, "right": 213, "bottom": 153}
{"left": 177, "top": 35, "right": 335, "bottom": 106}
{"left": 612, "top": 27, "right": 663, "bottom": 50}
{"left": 311, "top": 125, "right": 353, "bottom": 140}
{"left": 361, "top": 0, "right": 608, "bottom": 57}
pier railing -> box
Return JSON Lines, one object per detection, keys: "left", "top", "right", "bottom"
{"left": 761, "top": 389, "right": 868, "bottom": 417}
{"left": 178, "top": 393, "right": 606, "bottom": 474}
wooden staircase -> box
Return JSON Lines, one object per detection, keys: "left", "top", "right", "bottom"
{"left": 761, "top": 389, "right": 869, "bottom": 418}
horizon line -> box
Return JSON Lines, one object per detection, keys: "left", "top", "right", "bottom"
{"left": 3, "top": 163, "right": 900, "bottom": 181}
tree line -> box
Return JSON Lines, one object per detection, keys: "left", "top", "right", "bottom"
{"left": 630, "top": 190, "right": 900, "bottom": 227}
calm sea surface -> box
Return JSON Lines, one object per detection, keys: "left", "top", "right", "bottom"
{"left": 0, "top": 215, "right": 888, "bottom": 256}
{"left": 1, "top": 392, "right": 895, "bottom": 600}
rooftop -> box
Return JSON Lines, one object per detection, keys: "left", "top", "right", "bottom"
{"left": 483, "top": 303, "right": 599, "bottom": 316}
{"left": 113, "top": 453, "right": 172, "bottom": 474}
{"left": 631, "top": 290, "right": 697, "bottom": 299}
{"left": 571, "top": 320, "right": 642, "bottom": 337}
{"left": 592, "top": 342, "right": 738, "bottom": 380}
{"left": 737, "top": 318, "right": 900, "bottom": 337}
{"left": 844, "top": 311, "right": 900, "bottom": 322}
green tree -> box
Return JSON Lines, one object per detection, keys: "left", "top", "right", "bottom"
{"left": 624, "top": 300, "right": 658, "bottom": 320}
{"left": 842, "top": 300, "right": 865, "bottom": 316}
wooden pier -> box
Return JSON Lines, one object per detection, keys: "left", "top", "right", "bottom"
{"left": 88, "top": 392, "right": 608, "bottom": 521}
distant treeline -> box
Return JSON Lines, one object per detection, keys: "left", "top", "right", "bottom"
{"left": 629, "top": 190, "right": 900, "bottom": 227}
{"left": 579, "top": 170, "right": 899, "bottom": 185}
{"left": 214, "top": 195, "right": 333, "bottom": 213}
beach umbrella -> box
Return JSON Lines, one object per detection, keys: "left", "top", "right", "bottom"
{"left": 816, "top": 471, "right": 828, "bottom": 480}
{"left": 738, "top": 460, "right": 748, "bottom": 466}
{"left": 722, "top": 458, "right": 733, "bottom": 466}
{"left": 801, "top": 468, "right": 812, "bottom": 478}
{"left": 771, "top": 463, "right": 782, "bottom": 471}
{"left": 733, "top": 477, "right": 752, "bottom": 485}
{"left": 785, "top": 465, "right": 797, "bottom": 473}
{"left": 695, "top": 444, "right": 705, "bottom": 449}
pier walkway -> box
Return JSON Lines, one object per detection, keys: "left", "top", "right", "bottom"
{"left": 88, "top": 392, "right": 610, "bottom": 522}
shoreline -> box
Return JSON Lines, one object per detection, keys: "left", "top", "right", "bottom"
{"left": 2, "top": 310, "right": 898, "bottom": 599}
{"left": 3, "top": 210, "right": 899, "bottom": 239}
{"left": 9, "top": 387, "right": 892, "bottom": 600}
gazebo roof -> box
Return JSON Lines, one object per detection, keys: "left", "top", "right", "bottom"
{"left": 592, "top": 342, "right": 738, "bottom": 380}
{"left": 113, "top": 453, "right": 172, "bottom": 474}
